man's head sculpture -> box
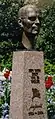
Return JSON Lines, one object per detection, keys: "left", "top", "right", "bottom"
{"left": 18, "top": 4, "right": 41, "bottom": 50}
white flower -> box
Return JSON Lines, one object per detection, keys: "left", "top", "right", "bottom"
{"left": 12, "top": 3, "right": 15, "bottom": 6}
{"left": 52, "top": 102, "right": 55, "bottom": 104}
{"left": 50, "top": 85, "right": 54, "bottom": 90}
{"left": 51, "top": 92, "right": 54, "bottom": 95}
{"left": 48, "top": 89, "right": 50, "bottom": 92}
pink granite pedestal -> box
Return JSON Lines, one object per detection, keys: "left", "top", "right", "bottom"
{"left": 10, "top": 51, "right": 48, "bottom": 119}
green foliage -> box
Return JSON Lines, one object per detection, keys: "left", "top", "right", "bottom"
{"left": 37, "top": 3, "right": 55, "bottom": 63}
{"left": 44, "top": 59, "right": 55, "bottom": 75}
{"left": 0, "top": 0, "right": 24, "bottom": 70}
{"left": 1, "top": 52, "right": 12, "bottom": 70}
{"left": 0, "top": 0, "right": 55, "bottom": 71}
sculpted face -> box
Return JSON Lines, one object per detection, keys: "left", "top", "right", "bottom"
{"left": 18, "top": 5, "right": 41, "bottom": 37}
{"left": 18, "top": 5, "right": 41, "bottom": 49}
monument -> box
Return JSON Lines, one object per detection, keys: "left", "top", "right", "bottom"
{"left": 10, "top": 4, "right": 48, "bottom": 119}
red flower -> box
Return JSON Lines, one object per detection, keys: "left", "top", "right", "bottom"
{"left": 4, "top": 71, "right": 10, "bottom": 79}
{"left": 45, "top": 76, "right": 53, "bottom": 89}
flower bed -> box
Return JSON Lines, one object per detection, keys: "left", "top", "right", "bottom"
{"left": 45, "top": 75, "right": 55, "bottom": 119}
{"left": 0, "top": 68, "right": 12, "bottom": 119}
{"left": 0, "top": 68, "right": 55, "bottom": 119}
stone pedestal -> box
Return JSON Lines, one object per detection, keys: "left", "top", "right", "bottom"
{"left": 10, "top": 51, "right": 47, "bottom": 119}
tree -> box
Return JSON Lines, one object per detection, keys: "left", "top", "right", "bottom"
{"left": 0, "top": 0, "right": 24, "bottom": 70}
{"left": 37, "top": 2, "right": 55, "bottom": 64}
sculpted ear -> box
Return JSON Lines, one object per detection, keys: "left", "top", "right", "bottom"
{"left": 18, "top": 18, "right": 23, "bottom": 28}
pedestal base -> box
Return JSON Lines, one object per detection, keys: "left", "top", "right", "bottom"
{"left": 10, "top": 51, "right": 48, "bottom": 119}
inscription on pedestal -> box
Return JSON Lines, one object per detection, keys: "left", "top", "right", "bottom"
{"left": 29, "top": 69, "right": 41, "bottom": 84}
{"left": 10, "top": 51, "right": 48, "bottom": 119}
{"left": 28, "top": 69, "right": 44, "bottom": 117}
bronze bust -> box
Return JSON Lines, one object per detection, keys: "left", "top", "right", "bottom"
{"left": 18, "top": 5, "right": 41, "bottom": 50}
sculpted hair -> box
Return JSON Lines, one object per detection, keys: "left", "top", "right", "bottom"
{"left": 18, "top": 4, "right": 39, "bottom": 19}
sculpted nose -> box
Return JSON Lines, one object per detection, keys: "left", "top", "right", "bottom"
{"left": 32, "top": 18, "right": 40, "bottom": 27}
{"left": 36, "top": 18, "right": 40, "bottom": 24}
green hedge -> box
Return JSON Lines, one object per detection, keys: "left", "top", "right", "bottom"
{"left": 0, "top": 0, "right": 55, "bottom": 71}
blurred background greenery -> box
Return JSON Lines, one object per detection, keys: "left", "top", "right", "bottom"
{"left": 0, "top": 0, "right": 55, "bottom": 73}
{"left": 0, "top": 1, "right": 55, "bottom": 118}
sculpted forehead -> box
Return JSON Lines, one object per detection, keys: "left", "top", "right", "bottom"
{"left": 18, "top": 5, "right": 39, "bottom": 18}
{"left": 25, "top": 7, "right": 36, "bottom": 17}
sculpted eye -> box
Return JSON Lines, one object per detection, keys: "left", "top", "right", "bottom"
{"left": 28, "top": 16, "right": 36, "bottom": 21}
